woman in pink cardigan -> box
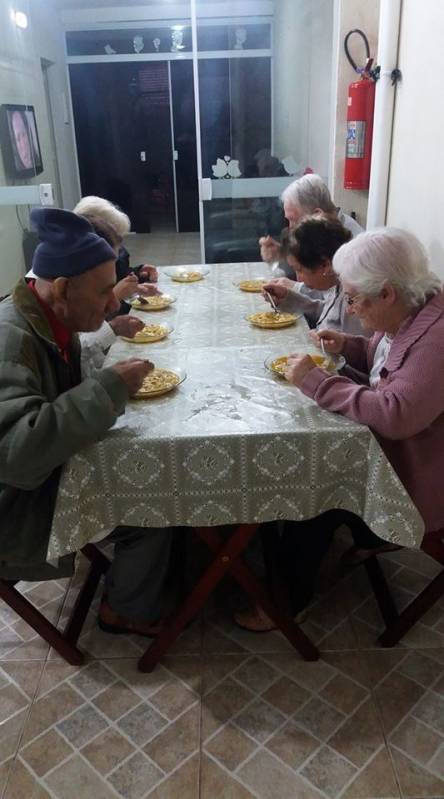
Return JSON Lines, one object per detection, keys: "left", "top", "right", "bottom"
{"left": 287, "top": 227, "right": 444, "bottom": 534}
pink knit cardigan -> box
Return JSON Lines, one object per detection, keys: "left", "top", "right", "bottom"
{"left": 300, "top": 291, "right": 444, "bottom": 533}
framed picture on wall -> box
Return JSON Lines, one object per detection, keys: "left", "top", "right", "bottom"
{"left": 0, "top": 104, "right": 44, "bottom": 179}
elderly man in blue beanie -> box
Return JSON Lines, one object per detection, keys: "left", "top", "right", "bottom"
{"left": 0, "top": 208, "right": 173, "bottom": 637}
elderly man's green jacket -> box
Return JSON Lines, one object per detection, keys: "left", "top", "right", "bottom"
{"left": 0, "top": 280, "right": 128, "bottom": 578}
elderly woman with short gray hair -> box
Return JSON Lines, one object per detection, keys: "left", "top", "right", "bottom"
{"left": 287, "top": 227, "right": 444, "bottom": 533}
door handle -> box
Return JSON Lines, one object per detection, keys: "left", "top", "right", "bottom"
{"left": 140, "top": 151, "right": 147, "bottom": 162}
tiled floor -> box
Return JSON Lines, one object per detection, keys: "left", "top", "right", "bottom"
{"left": 124, "top": 229, "right": 201, "bottom": 269}
{"left": 1, "top": 538, "right": 444, "bottom": 799}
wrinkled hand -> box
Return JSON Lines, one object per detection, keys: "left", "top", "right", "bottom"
{"left": 309, "top": 328, "right": 345, "bottom": 355}
{"left": 262, "top": 279, "right": 292, "bottom": 304}
{"left": 137, "top": 282, "right": 161, "bottom": 297}
{"left": 109, "top": 315, "right": 145, "bottom": 338}
{"left": 285, "top": 354, "right": 316, "bottom": 386}
{"left": 113, "top": 274, "right": 138, "bottom": 302}
{"left": 259, "top": 235, "right": 281, "bottom": 264}
{"left": 111, "top": 358, "right": 154, "bottom": 396}
{"left": 138, "top": 264, "right": 158, "bottom": 282}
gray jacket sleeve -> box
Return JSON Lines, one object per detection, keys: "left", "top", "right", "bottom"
{"left": 0, "top": 358, "right": 128, "bottom": 490}
{"left": 280, "top": 287, "right": 325, "bottom": 326}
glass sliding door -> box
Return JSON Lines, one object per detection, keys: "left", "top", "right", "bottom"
{"left": 192, "top": 0, "right": 335, "bottom": 263}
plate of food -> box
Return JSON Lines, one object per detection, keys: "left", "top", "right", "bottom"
{"left": 265, "top": 353, "right": 345, "bottom": 377}
{"left": 165, "top": 267, "right": 209, "bottom": 283}
{"left": 121, "top": 322, "right": 173, "bottom": 344}
{"left": 133, "top": 366, "right": 186, "bottom": 399}
{"left": 235, "top": 278, "right": 267, "bottom": 292}
{"left": 247, "top": 310, "right": 299, "bottom": 329}
{"left": 130, "top": 294, "right": 176, "bottom": 311}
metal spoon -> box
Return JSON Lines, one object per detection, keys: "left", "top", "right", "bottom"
{"left": 264, "top": 289, "right": 278, "bottom": 314}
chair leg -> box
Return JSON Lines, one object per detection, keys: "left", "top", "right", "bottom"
{"left": 0, "top": 581, "right": 84, "bottom": 666}
{"left": 363, "top": 556, "right": 399, "bottom": 627}
{"left": 64, "top": 547, "right": 111, "bottom": 644}
{"left": 379, "top": 567, "right": 444, "bottom": 647}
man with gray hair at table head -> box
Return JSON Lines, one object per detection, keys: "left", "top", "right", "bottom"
{"left": 259, "top": 173, "right": 363, "bottom": 277}
{"left": 0, "top": 207, "right": 173, "bottom": 637}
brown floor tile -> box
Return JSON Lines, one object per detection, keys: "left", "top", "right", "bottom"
{"left": 202, "top": 654, "right": 248, "bottom": 694}
{"left": 293, "top": 696, "right": 345, "bottom": 741}
{"left": 261, "top": 675, "right": 311, "bottom": 716}
{"left": 201, "top": 754, "right": 257, "bottom": 799}
{"left": 234, "top": 698, "right": 286, "bottom": 744}
{"left": 390, "top": 716, "right": 443, "bottom": 765}
{"left": 320, "top": 673, "right": 368, "bottom": 715}
{"left": 0, "top": 662, "right": 43, "bottom": 700}
{"left": 45, "top": 754, "right": 118, "bottom": 799}
{"left": 20, "top": 683, "right": 84, "bottom": 745}
{"left": 204, "top": 722, "right": 256, "bottom": 771}
{"left": 263, "top": 654, "right": 336, "bottom": 691}
{"left": 412, "top": 690, "right": 444, "bottom": 735}
{"left": 0, "top": 710, "right": 28, "bottom": 764}
{"left": 147, "top": 754, "right": 200, "bottom": 798}
{"left": 390, "top": 746, "right": 444, "bottom": 798}
{"left": 81, "top": 727, "right": 135, "bottom": 775}
{"left": 20, "top": 728, "right": 73, "bottom": 777}
{"left": 3, "top": 758, "right": 51, "bottom": 799}
{"left": 328, "top": 697, "right": 388, "bottom": 769}
{"left": 144, "top": 705, "right": 200, "bottom": 773}
{"left": 69, "top": 662, "right": 116, "bottom": 700}
{"left": 266, "top": 720, "right": 319, "bottom": 770}
{"left": 201, "top": 677, "right": 254, "bottom": 740}
{"left": 148, "top": 678, "right": 198, "bottom": 721}
{"left": 374, "top": 671, "right": 425, "bottom": 735}
{"left": 397, "top": 650, "right": 444, "bottom": 688}
{"left": 93, "top": 680, "right": 141, "bottom": 720}
{"left": 105, "top": 659, "right": 171, "bottom": 699}
{"left": 108, "top": 751, "right": 164, "bottom": 799}
{"left": 342, "top": 747, "right": 401, "bottom": 798}
{"left": 57, "top": 703, "right": 108, "bottom": 748}
{"left": 117, "top": 702, "right": 168, "bottom": 746}
{"left": 300, "top": 745, "right": 358, "bottom": 798}
{"left": 238, "top": 749, "right": 325, "bottom": 799}
{"left": 429, "top": 742, "right": 444, "bottom": 778}
{"left": 35, "top": 662, "right": 80, "bottom": 698}
{"left": 231, "top": 656, "right": 279, "bottom": 694}
{"left": 0, "top": 684, "right": 29, "bottom": 722}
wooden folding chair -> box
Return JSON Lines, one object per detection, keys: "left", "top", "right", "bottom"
{"left": 362, "top": 529, "right": 444, "bottom": 646}
{"left": 138, "top": 524, "right": 320, "bottom": 673}
{"left": 0, "top": 544, "right": 110, "bottom": 665}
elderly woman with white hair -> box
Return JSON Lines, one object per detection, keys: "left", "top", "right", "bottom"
{"left": 73, "top": 196, "right": 158, "bottom": 308}
{"left": 287, "top": 227, "right": 444, "bottom": 534}
{"left": 259, "top": 173, "right": 363, "bottom": 275}
{"left": 236, "top": 228, "right": 444, "bottom": 632}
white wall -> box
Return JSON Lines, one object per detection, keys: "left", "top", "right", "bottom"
{"left": 272, "top": 0, "right": 333, "bottom": 180}
{"left": 386, "top": 0, "right": 444, "bottom": 278}
{"left": 0, "top": 0, "right": 79, "bottom": 295}
{"left": 330, "top": 0, "right": 380, "bottom": 226}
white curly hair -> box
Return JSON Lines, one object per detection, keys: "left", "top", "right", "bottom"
{"left": 73, "top": 196, "right": 131, "bottom": 237}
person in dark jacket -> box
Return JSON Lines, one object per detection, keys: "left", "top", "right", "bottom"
{"left": 0, "top": 208, "right": 173, "bottom": 637}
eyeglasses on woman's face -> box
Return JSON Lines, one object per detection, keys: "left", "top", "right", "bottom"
{"left": 344, "top": 292, "right": 366, "bottom": 307}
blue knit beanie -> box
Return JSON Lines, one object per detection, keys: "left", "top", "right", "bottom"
{"left": 31, "top": 208, "right": 116, "bottom": 278}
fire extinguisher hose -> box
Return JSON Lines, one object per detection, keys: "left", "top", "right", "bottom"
{"left": 344, "top": 29, "right": 371, "bottom": 74}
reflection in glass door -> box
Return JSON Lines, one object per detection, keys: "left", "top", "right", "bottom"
{"left": 192, "top": 1, "right": 334, "bottom": 264}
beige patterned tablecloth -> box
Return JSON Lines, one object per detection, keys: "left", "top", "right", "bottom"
{"left": 47, "top": 263, "right": 424, "bottom": 560}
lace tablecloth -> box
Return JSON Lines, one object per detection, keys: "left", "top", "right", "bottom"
{"left": 47, "top": 263, "right": 424, "bottom": 560}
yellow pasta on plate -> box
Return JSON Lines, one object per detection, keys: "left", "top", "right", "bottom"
{"left": 121, "top": 324, "right": 170, "bottom": 343}
{"left": 237, "top": 279, "right": 267, "bottom": 292}
{"left": 130, "top": 295, "right": 175, "bottom": 311}
{"left": 171, "top": 271, "right": 203, "bottom": 283}
{"left": 134, "top": 368, "right": 183, "bottom": 398}
{"left": 247, "top": 311, "right": 297, "bottom": 329}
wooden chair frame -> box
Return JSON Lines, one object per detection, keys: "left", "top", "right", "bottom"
{"left": 363, "top": 529, "right": 444, "bottom": 646}
{"left": 0, "top": 544, "right": 110, "bottom": 665}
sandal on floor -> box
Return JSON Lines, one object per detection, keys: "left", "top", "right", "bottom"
{"left": 98, "top": 600, "right": 163, "bottom": 638}
{"left": 340, "top": 543, "right": 403, "bottom": 568}
{"left": 233, "top": 604, "right": 309, "bottom": 633}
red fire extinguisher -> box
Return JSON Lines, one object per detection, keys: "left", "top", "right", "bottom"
{"left": 344, "top": 30, "right": 377, "bottom": 190}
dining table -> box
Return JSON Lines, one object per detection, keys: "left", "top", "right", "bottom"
{"left": 47, "top": 262, "right": 425, "bottom": 669}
